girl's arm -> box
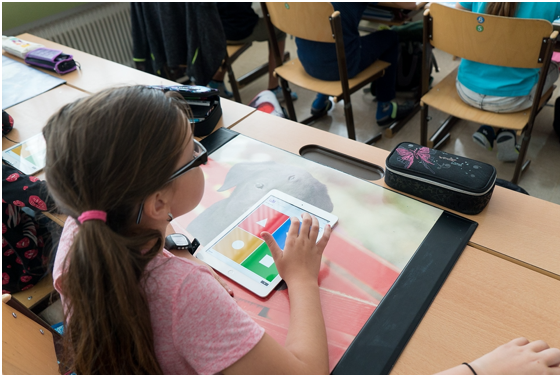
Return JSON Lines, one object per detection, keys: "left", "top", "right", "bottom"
{"left": 224, "top": 213, "right": 331, "bottom": 375}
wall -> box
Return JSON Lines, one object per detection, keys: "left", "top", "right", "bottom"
{"left": 2, "top": 2, "right": 86, "bottom": 32}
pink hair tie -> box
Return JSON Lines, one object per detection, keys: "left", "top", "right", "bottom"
{"left": 78, "top": 210, "right": 107, "bottom": 224}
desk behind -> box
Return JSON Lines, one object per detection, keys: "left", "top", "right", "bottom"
{"left": 5, "top": 34, "right": 255, "bottom": 130}
{"left": 2, "top": 85, "right": 89, "bottom": 151}
{"left": 231, "top": 111, "right": 560, "bottom": 278}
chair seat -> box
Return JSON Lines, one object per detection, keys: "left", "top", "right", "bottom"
{"left": 421, "top": 68, "right": 537, "bottom": 133}
{"left": 274, "top": 57, "right": 390, "bottom": 99}
{"left": 226, "top": 43, "right": 252, "bottom": 62}
{"left": 12, "top": 273, "right": 54, "bottom": 309}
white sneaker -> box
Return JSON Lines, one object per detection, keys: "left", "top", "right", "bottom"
{"left": 496, "top": 130, "right": 519, "bottom": 162}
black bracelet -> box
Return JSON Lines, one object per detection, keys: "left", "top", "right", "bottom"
{"left": 462, "top": 363, "right": 478, "bottom": 375}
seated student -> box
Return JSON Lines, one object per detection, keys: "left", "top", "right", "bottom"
{"left": 295, "top": 2, "right": 416, "bottom": 126}
{"left": 210, "top": 3, "right": 298, "bottom": 102}
{"left": 45, "top": 86, "right": 330, "bottom": 375}
{"left": 455, "top": 2, "right": 560, "bottom": 162}
{"left": 2, "top": 164, "right": 56, "bottom": 294}
{"left": 45, "top": 86, "right": 559, "bottom": 374}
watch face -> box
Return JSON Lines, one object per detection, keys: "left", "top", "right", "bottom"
{"left": 171, "top": 234, "right": 189, "bottom": 246}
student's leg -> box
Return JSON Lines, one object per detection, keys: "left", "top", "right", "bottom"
{"left": 358, "top": 30, "right": 414, "bottom": 125}
{"left": 247, "top": 18, "right": 297, "bottom": 101}
{"left": 457, "top": 63, "right": 559, "bottom": 161}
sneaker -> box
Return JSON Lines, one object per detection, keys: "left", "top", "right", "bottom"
{"left": 208, "top": 80, "right": 233, "bottom": 99}
{"left": 472, "top": 125, "right": 496, "bottom": 151}
{"left": 376, "top": 101, "right": 415, "bottom": 127}
{"left": 270, "top": 86, "right": 298, "bottom": 102}
{"left": 496, "top": 130, "right": 519, "bottom": 162}
{"left": 311, "top": 94, "right": 333, "bottom": 116}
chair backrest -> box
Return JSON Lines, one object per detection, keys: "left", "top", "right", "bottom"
{"left": 2, "top": 299, "right": 60, "bottom": 375}
{"left": 427, "top": 3, "right": 553, "bottom": 69}
{"left": 265, "top": 2, "right": 336, "bottom": 43}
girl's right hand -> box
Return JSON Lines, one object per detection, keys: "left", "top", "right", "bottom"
{"left": 261, "top": 213, "right": 331, "bottom": 286}
{"left": 468, "top": 337, "right": 560, "bottom": 375}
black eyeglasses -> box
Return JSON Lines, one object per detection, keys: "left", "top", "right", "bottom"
{"left": 136, "top": 139, "right": 207, "bottom": 224}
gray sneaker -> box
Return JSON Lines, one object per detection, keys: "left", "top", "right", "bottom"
{"left": 496, "top": 130, "right": 519, "bottom": 162}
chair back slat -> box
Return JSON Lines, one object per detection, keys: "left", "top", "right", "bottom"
{"left": 2, "top": 302, "right": 60, "bottom": 375}
{"left": 429, "top": 3, "right": 552, "bottom": 69}
{"left": 266, "top": 2, "right": 336, "bottom": 43}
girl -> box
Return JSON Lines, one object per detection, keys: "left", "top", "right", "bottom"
{"left": 44, "top": 86, "right": 559, "bottom": 375}
{"left": 45, "top": 86, "right": 331, "bottom": 375}
{"left": 455, "top": 2, "right": 560, "bottom": 161}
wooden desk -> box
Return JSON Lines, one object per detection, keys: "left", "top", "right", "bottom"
{"left": 4, "top": 34, "right": 255, "bottom": 131}
{"left": 231, "top": 111, "right": 560, "bottom": 279}
{"left": 361, "top": 2, "right": 427, "bottom": 27}
{"left": 392, "top": 246, "right": 560, "bottom": 374}
{"left": 12, "top": 34, "right": 176, "bottom": 94}
{"left": 231, "top": 110, "right": 560, "bottom": 374}
{"left": 2, "top": 85, "right": 89, "bottom": 150}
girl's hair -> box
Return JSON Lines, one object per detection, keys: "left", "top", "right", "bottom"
{"left": 486, "top": 2, "right": 518, "bottom": 17}
{"left": 44, "top": 86, "right": 192, "bottom": 375}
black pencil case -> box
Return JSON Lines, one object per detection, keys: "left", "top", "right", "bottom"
{"left": 385, "top": 142, "right": 496, "bottom": 215}
{"left": 147, "top": 85, "right": 222, "bottom": 137}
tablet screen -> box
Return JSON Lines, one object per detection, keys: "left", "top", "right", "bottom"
{"left": 2, "top": 133, "right": 46, "bottom": 175}
{"left": 203, "top": 194, "right": 330, "bottom": 287}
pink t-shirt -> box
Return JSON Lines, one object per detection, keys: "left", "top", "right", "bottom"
{"left": 53, "top": 218, "right": 264, "bottom": 375}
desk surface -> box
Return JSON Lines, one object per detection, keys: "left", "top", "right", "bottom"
{"left": 392, "top": 246, "right": 560, "bottom": 374}
{"left": 13, "top": 34, "right": 176, "bottom": 93}
{"left": 5, "top": 34, "right": 255, "bottom": 130}
{"left": 232, "top": 111, "right": 560, "bottom": 278}
{"left": 2, "top": 85, "right": 89, "bottom": 150}
{"left": 232, "top": 109, "right": 560, "bottom": 374}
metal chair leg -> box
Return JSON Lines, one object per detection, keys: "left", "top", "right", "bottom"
{"left": 429, "top": 115, "right": 458, "bottom": 149}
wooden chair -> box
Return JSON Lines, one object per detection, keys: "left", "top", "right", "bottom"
{"left": 12, "top": 273, "right": 55, "bottom": 311}
{"left": 420, "top": 3, "right": 558, "bottom": 184}
{"left": 222, "top": 43, "right": 290, "bottom": 103}
{"left": 2, "top": 294, "right": 60, "bottom": 375}
{"left": 262, "top": 2, "right": 390, "bottom": 143}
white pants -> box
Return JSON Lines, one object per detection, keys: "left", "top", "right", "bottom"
{"left": 456, "top": 62, "right": 559, "bottom": 113}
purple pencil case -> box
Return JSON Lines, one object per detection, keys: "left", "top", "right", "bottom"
{"left": 24, "top": 47, "right": 77, "bottom": 74}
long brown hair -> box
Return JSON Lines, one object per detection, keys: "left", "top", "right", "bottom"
{"left": 44, "top": 86, "right": 191, "bottom": 374}
{"left": 486, "top": 2, "right": 518, "bottom": 17}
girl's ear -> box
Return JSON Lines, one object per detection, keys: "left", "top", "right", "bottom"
{"left": 142, "top": 189, "right": 173, "bottom": 223}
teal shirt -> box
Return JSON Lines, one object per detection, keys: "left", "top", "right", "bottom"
{"left": 458, "top": 2, "right": 560, "bottom": 97}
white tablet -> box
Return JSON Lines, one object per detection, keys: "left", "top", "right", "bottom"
{"left": 196, "top": 189, "right": 338, "bottom": 297}
{"left": 2, "top": 133, "right": 46, "bottom": 175}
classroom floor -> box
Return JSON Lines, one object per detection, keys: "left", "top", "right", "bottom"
{"left": 225, "top": 34, "right": 560, "bottom": 205}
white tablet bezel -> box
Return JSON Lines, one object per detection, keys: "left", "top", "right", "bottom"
{"left": 2, "top": 133, "right": 46, "bottom": 175}
{"left": 195, "top": 189, "right": 338, "bottom": 297}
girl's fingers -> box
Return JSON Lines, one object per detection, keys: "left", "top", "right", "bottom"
{"left": 300, "top": 213, "right": 312, "bottom": 238}
{"left": 316, "top": 224, "right": 332, "bottom": 250}
{"left": 287, "top": 216, "right": 300, "bottom": 239}
{"left": 511, "top": 337, "right": 530, "bottom": 346}
{"left": 527, "top": 339, "right": 550, "bottom": 353}
{"left": 539, "top": 348, "right": 560, "bottom": 367}
{"left": 262, "top": 231, "right": 283, "bottom": 262}
{"left": 309, "top": 215, "right": 319, "bottom": 242}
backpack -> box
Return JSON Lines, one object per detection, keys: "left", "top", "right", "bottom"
{"left": 396, "top": 41, "right": 424, "bottom": 93}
